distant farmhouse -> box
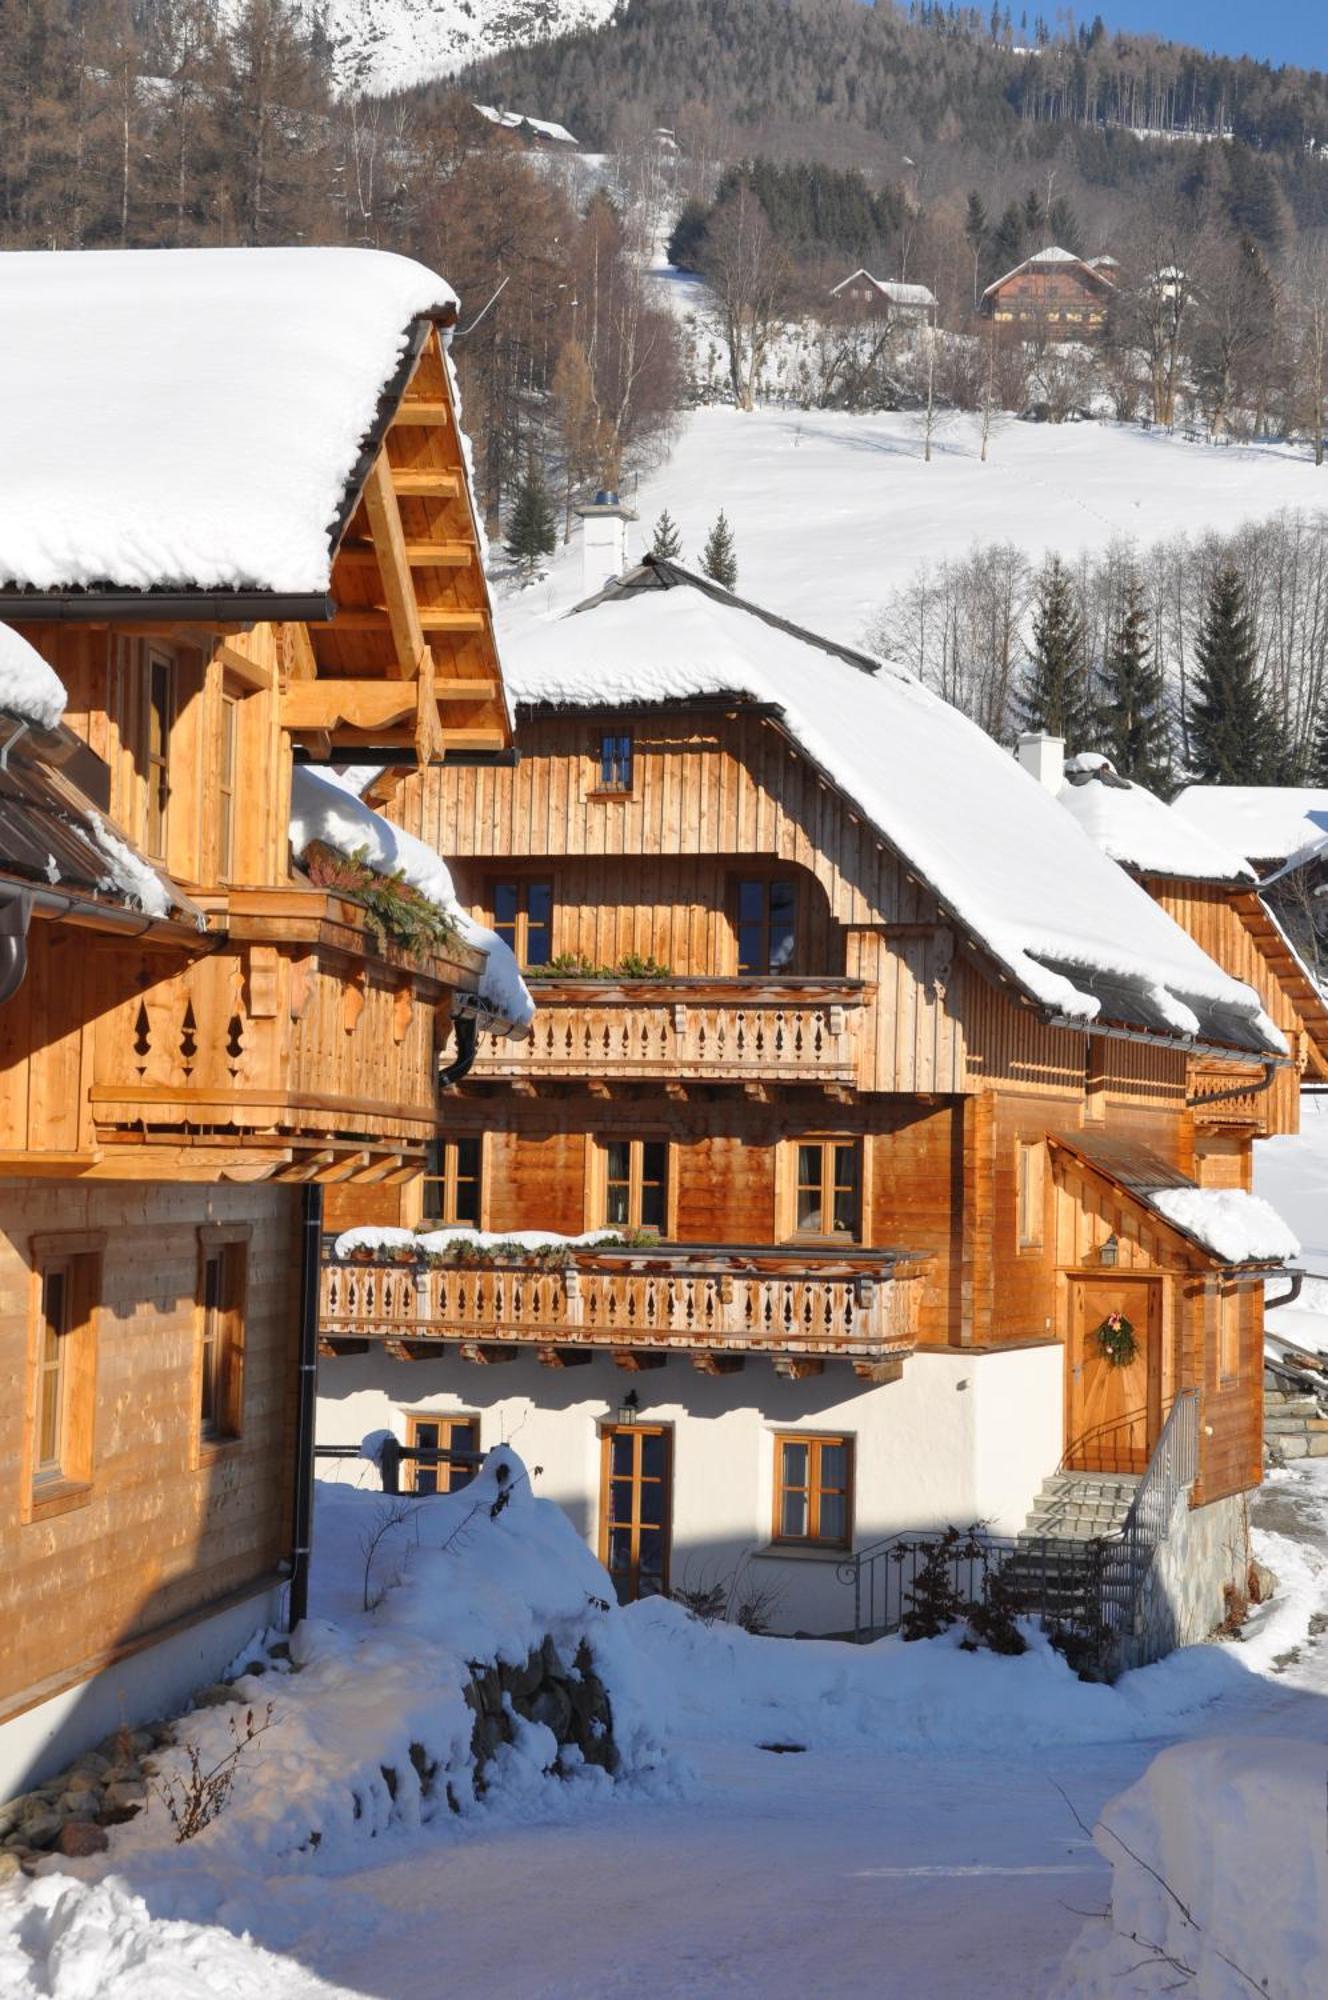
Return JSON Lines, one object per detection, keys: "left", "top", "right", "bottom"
{"left": 980, "top": 245, "right": 1118, "bottom": 335}
{"left": 830, "top": 270, "right": 936, "bottom": 321}
{"left": 473, "top": 103, "right": 580, "bottom": 149}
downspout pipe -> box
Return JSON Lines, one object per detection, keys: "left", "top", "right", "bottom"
{"left": 1186, "top": 1057, "right": 1282, "bottom": 1110}
{"left": 0, "top": 889, "right": 33, "bottom": 1005}
{"left": 438, "top": 1011, "right": 479, "bottom": 1089}
{"left": 1265, "top": 1270, "right": 1305, "bottom": 1312}
{"left": 288, "top": 1184, "right": 323, "bottom": 1633}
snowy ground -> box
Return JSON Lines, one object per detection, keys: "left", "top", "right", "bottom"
{"left": 500, "top": 406, "right": 1326, "bottom": 654}
{"left": 4, "top": 1116, "right": 1327, "bottom": 1998}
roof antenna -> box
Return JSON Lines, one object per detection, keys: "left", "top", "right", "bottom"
{"left": 453, "top": 275, "right": 511, "bottom": 341}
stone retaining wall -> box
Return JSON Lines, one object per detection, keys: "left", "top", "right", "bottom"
{"left": 1114, "top": 1490, "right": 1249, "bottom": 1675}
{"left": 1264, "top": 1376, "right": 1328, "bottom": 1465}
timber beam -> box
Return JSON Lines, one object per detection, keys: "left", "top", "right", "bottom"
{"left": 537, "top": 1345, "right": 595, "bottom": 1368}
{"left": 611, "top": 1350, "right": 668, "bottom": 1372}
{"left": 772, "top": 1355, "right": 824, "bottom": 1381}
{"left": 852, "top": 1358, "right": 905, "bottom": 1385}
{"left": 320, "top": 1337, "right": 371, "bottom": 1358}
{"left": 362, "top": 455, "right": 427, "bottom": 678}
{"left": 459, "top": 1342, "right": 519, "bottom": 1366}
{"left": 692, "top": 1352, "right": 745, "bottom": 1375}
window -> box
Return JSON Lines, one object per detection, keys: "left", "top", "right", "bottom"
{"left": 27, "top": 1236, "right": 101, "bottom": 1513}
{"left": 595, "top": 731, "right": 634, "bottom": 794}
{"left": 199, "top": 1234, "right": 247, "bottom": 1445}
{"left": 1017, "top": 1141, "right": 1044, "bottom": 1250}
{"left": 422, "top": 1137, "right": 483, "bottom": 1226}
{"left": 144, "top": 649, "right": 174, "bottom": 860}
{"left": 218, "top": 687, "right": 239, "bottom": 881}
{"left": 492, "top": 879, "right": 553, "bottom": 969}
{"left": 406, "top": 1413, "right": 480, "bottom": 1495}
{"left": 1219, "top": 1284, "right": 1242, "bottom": 1386}
{"left": 735, "top": 877, "right": 797, "bottom": 975}
{"left": 603, "top": 1139, "right": 668, "bottom": 1232}
{"left": 600, "top": 1425, "right": 672, "bottom": 1601}
{"left": 773, "top": 1434, "right": 854, "bottom": 1549}
{"left": 792, "top": 1139, "right": 861, "bottom": 1239}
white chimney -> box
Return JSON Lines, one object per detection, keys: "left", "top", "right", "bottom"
{"left": 1016, "top": 731, "right": 1065, "bottom": 794}
{"left": 576, "top": 492, "right": 638, "bottom": 597}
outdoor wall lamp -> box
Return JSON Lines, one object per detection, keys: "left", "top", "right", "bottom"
{"left": 1099, "top": 1233, "right": 1119, "bottom": 1268}
{"left": 616, "top": 1388, "right": 641, "bottom": 1425}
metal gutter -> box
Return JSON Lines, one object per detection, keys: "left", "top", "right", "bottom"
{"left": 4, "top": 873, "right": 203, "bottom": 944}
{"left": 1043, "top": 1010, "right": 1288, "bottom": 1068}
{"left": 0, "top": 592, "right": 335, "bottom": 624}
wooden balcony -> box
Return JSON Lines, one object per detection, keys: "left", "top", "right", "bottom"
{"left": 84, "top": 888, "right": 483, "bottom": 1176}
{"left": 319, "top": 1242, "right": 929, "bottom": 1376}
{"left": 467, "top": 977, "right": 869, "bottom": 1089}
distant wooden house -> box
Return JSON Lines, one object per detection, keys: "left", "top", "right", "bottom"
{"left": 473, "top": 103, "right": 580, "bottom": 149}
{"left": 830, "top": 270, "right": 936, "bottom": 321}
{"left": 318, "top": 544, "right": 1297, "bottom": 1660}
{"left": 0, "top": 245, "right": 517, "bottom": 1797}
{"left": 980, "top": 245, "right": 1117, "bottom": 334}
{"left": 1171, "top": 784, "right": 1328, "bottom": 994}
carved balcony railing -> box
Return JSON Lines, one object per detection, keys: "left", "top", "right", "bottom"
{"left": 319, "top": 1242, "right": 930, "bottom": 1373}
{"left": 467, "top": 977, "right": 868, "bottom": 1087}
{"left": 85, "top": 888, "right": 483, "bottom": 1170}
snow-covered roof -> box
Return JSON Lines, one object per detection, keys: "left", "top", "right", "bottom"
{"left": 288, "top": 766, "right": 534, "bottom": 1036}
{"left": 0, "top": 247, "right": 460, "bottom": 598}
{"left": 1058, "top": 757, "right": 1254, "bottom": 884}
{"left": 1148, "top": 1187, "right": 1299, "bottom": 1266}
{"left": 1171, "top": 786, "right": 1328, "bottom": 873}
{"left": 0, "top": 624, "right": 66, "bottom": 732}
{"left": 831, "top": 272, "right": 935, "bottom": 307}
{"left": 982, "top": 245, "right": 1117, "bottom": 299}
{"left": 504, "top": 562, "right": 1284, "bottom": 1058}
{"left": 474, "top": 104, "right": 579, "bottom": 145}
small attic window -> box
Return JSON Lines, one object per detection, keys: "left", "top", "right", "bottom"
{"left": 595, "top": 730, "right": 634, "bottom": 795}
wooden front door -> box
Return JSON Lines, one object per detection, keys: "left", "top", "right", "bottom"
{"left": 1065, "top": 1277, "right": 1162, "bottom": 1474}
{"left": 599, "top": 1425, "right": 672, "bottom": 1603}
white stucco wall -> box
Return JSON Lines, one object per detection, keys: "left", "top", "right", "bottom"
{"left": 0, "top": 1583, "right": 284, "bottom": 1800}
{"left": 316, "top": 1342, "right": 1065, "bottom": 1635}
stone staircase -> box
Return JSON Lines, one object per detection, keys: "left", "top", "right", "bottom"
{"left": 1000, "top": 1473, "right": 1141, "bottom": 1625}
{"left": 1263, "top": 1385, "right": 1328, "bottom": 1464}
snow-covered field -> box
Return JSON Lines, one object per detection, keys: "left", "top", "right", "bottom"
{"left": 501, "top": 407, "right": 1327, "bottom": 654}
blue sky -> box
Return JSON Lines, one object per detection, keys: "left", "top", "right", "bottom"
{"left": 1064, "top": 3, "right": 1322, "bottom": 68}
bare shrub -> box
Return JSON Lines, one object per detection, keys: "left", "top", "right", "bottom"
{"left": 152, "top": 1703, "right": 275, "bottom": 1843}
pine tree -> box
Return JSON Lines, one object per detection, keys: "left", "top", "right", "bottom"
{"left": 1018, "top": 555, "right": 1095, "bottom": 749}
{"left": 1188, "top": 563, "right": 1282, "bottom": 783}
{"left": 1311, "top": 701, "right": 1328, "bottom": 789}
{"left": 651, "top": 508, "right": 682, "bottom": 560}
{"left": 701, "top": 510, "right": 738, "bottom": 590}
{"left": 1100, "top": 573, "right": 1171, "bottom": 789}
{"left": 504, "top": 463, "right": 557, "bottom": 579}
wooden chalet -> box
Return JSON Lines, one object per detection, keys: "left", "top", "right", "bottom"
{"left": 0, "top": 246, "right": 514, "bottom": 1795}
{"left": 829, "top": 271, "right": 936, "bottom": 321}
{"left": 317, "top": 556, "right": 1296, "bottom": 1638}
{"left": 980, "top": 245, "right": 1116, "bottom": 334}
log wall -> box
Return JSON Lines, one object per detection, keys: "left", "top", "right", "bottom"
{"left": 0, "top": 1180, "right": 299, "bottom": 1724}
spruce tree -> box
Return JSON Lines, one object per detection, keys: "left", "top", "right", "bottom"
{"left": 651, "top": 508, "right": 682, "bottom": 560}
{"left": 701, "top": 510, "right": 738, "bottom": 591}
{"left": 1188, "top": 563, "right": 1281, "bottom": 783}
{"left": 1311, "top": 700, "right": 1328, "bottom": 789}
{"left": 1018, "top": 555, "right": 1095, "bottom": 750}
{"left": 1100, "top": 574, "right": 1171, "bottom": 789}
{"left": 504, "top": 463, "right": 557, "bottom": 579}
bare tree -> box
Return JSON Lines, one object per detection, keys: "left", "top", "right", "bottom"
{"left": 700, "top": 176, "right": 792, "bottom": 412}
{"left": 1287, "top": 233, "right": 1328, "bottom": 467}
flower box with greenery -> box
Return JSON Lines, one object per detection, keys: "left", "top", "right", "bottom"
{"left": 1095, "top": 1310, "right": 1137, "bottom": 1369}
{"left": 524, "top": 952, "right": 674, "bottom": 981}
{"left": 302, "top": 842, "right": 461, "bottom": 964}
{"left": 337, "top": 1229, "right": 662, "bottom": 1270}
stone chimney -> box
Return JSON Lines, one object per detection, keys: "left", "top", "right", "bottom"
{"left": 576, "top": 491, "right": 638, "bottom": 597}
{"left": 1016, "top": 731, "right": 1065, "bottom": 794}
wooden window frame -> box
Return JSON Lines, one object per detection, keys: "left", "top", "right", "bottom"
{"left": 590, "top": 1136, "right": 673, "bottom": 1236}
{"left": 598, "top": 1422, "right": 673, "bottom": 1601}
{"left": 1016, "top": 1139, "right": 1045, "bottom": 1252}
{"left": 731, "top": 873, "right": 799, "bottom": 977}
{"left": 143, "top": 645, "right": 175, "bottom": 862}
{"left": 422, "top": 1134, "right": 485, "bottom": 1228}
{"left": 195, "top": 1225, "right": 250, "bottom": 1457}
{"left": 24, "top": 1232, "right": 104, "bottom": 1523}
{"left": 779, "top": 1136, "right": 864, "bottom": 1244}
{"left": 771, "top": 1432, "right": 855, "bottom": 1551}
{"left": 590, "top": 729, "right": 634, "bottom": 799}
{"left": 217, "top": 681, "right": 241, "bottom": 884}
{"left": 404, "top": 1411, "right": 481, "bottom": 1495}
{"left": 489, "top": 876, "right": 555, "bottom": 970}
{"left": 1218, "top": 1280, "right": 1243, "bottom": 1388}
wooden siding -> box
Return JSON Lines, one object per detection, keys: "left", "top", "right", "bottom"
{"left": 0, "top": 1181, "right": 299, "bottom": 1722}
